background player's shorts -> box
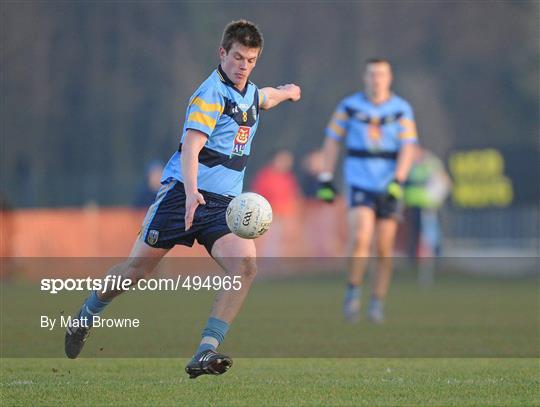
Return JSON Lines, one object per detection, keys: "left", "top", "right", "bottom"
{"left": 139, "top": 180, "right": 232, "bottom": 254}
{"left": 348, "top": 185, "right": 403, "bottom": 220}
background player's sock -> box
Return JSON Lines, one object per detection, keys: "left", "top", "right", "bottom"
{"left": 344, "top": 283, "right": 361, "bottom": 303}
{"left": 77, "top": 291, "right": 111, "bottom": 326}
{"left": 343, "top": 283, "right": 362, "bottom": 322}
{"left": 368, "top": 295, "right": 382, "bottom": 310}
{"left": 196, "top": 317, "right": 229, "bottom": 354}
{"left": 367, "top": 295, "right": 385, "bottom": 323}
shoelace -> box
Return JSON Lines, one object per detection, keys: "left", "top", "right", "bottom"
{"left": 68, "top": 326, "right": 90, "bottom": 340}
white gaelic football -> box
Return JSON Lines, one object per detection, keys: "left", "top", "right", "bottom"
{"left": 226, "top": 192, "right": 273, "bottom": 239}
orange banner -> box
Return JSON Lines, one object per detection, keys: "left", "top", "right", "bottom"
{"left": 0, "top": 200, "right": 348, "bottom": 258}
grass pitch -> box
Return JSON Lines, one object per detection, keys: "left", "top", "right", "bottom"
{"left": 2, "top": 358, "right": 538, "bottom": 406}
{"left": 1, "top": 270, "right": 539, "bottom": 405}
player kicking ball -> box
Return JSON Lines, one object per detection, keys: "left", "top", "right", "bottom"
{"left": 65, "top": 20, "right": 301, "bottom": 378}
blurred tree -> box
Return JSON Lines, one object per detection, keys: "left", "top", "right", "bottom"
{"left": 1, "top": 1, "right": 538, "bottom": 207}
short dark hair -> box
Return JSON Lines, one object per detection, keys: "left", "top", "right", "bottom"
{"left": 221, "top": 20, "right": 264, "bottom": 53}
{"left": 365, "top": 58, "right": 392, "bottom": 66}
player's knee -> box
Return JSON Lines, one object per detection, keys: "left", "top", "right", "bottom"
{"left": 376, "top": 245, "right": 393, "bottom": 258}
{"left": 350, "top": 235, "right": 371, "bottom": 255}
{"left": 238, "top": 256, "right": 257, "bottom": 279}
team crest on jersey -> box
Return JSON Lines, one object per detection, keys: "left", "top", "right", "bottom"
{"left": 354, "top": 190, "right": 365, "bottom": 203}
{"left": 232, "top": 126, "right": 251, "bottom": 156}
{"left": 147, "top": 230, "right": 159, "bottom": 246}
{"left": 368, "top": 119, "right": 382, "bottom": 141}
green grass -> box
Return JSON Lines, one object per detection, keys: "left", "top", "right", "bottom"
{"left": 1, "top": 274, "right": 538, "bottom": 357}
{"left": 1, "top": 272, "right": 539, "bottom": 405}
{"left": 1, "top": 358, "right": 539, "bottom": 406}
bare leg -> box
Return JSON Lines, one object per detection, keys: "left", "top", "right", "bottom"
{"left": 208, "top": 233, "right": 257, "bottom": 323}
{"left": 373, "top": 218, "right": 398, "bottom": 300}
{"left": 347, "top": 206, "right": 376, "bottom": 285}
{"left": 97, "top": 238, "right": 169, "bottom": 301}
{"left": 184, "top": 233, "right": 257, "bottom": 377}
{"left": 65, "top": 238, "right": 169, "bottom": 359}
{"left": 343, "top": 206, "right": 376, "bottom": 322}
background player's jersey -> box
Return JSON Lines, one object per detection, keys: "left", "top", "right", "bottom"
{"left": 162, "top": 66, "right": 266, "bottom": 196}
{"left": 326, "top": 92, "right": 418, "bottom": 192}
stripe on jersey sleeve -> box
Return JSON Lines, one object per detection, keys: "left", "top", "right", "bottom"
{"left": 325, "top": 109, "right": 349, "bottom": 140}
{"left": 185, "top": 88, "right": 224, "bottom": 137}
{"left": 191, "top": 97, "right": 224, "bottom": 114}
{"left": 398, "top": 117, "right": 418, "bottom": 141}
{"left": 258, "top": 90, "right": 267, "bottom": 108}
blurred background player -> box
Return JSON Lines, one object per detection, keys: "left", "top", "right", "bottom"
{"left": 403, "top": 147, "right": 452, "bottom": 286}
{"left": 132, "top": 160, "right": 164, "bottom": 209}
{"left": 404, "top": 147, "right": 452, "bottom": 259}
{"left": 298, "top": 149, "right": 346, "bottom": 256}
{"left": 317, "top": 58, "right": 417, "bottom": 323}
{"left": 64, "top": 20, "right": 301, "bottom": 377}
{"left": 251, "top": 149, "right": 302, "bottom": 256}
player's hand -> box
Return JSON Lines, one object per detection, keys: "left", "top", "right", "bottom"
{"left": 317, "top": 181, "right": 337, "bottom": 203}
{"left": 316, "top": 173, "right": 337, "bottom": 203}
{"left": 386, "top": 179, "right": 404, "bottom": 201}
{"left": 277, "top": 84, "right": 301, "bottom": 102}
{"left": 184, "top": 191, "right": 206, "bottom": 231}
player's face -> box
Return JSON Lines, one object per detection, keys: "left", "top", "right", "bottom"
{"left": 220, "top": 42, "right": 260, "bottom": 90}
{"left": 364, "top": 62, "right": 393, "bottom": 96}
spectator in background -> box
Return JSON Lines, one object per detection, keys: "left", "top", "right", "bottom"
{"left": 252, "top": 149, "right": 301, "bottom": 216}
{"left": 299, "top": 149, "right": 325, "bottom": 198}
{"left": 298, "top": 149, "right": 346, "bottom": 256}
{"left": 404, "top": 148, "right": 452, "bottom": 258}
{"left": 0, "top": 193, "right": 15, "bottom": 279}
{"left": 251, "top": 149, "right": 302, "bottom": 256}
{"left": 132, "top": 160, "right": 164, "bottom": 208}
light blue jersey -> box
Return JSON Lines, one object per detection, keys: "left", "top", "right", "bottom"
{"left": 326, "top": 92, "right": 418, "bottom": 192}
{"left": 162, "top": 66, "right": 266, "bottom": 196}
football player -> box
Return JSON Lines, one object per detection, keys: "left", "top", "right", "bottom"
{"left": 65, "top": 20, "right": 301, "bottom": 378}
{"left": 318, "top": 58, "right": 417, "bottom": 323}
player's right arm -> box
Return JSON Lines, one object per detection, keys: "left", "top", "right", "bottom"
{"left": 181, "top": 129, "right": 208, "bottom": 231}
{"left": 317, "top": 102, "right": 348, "bottom": 202}
{"left": 181, "top": 86, "right": 225, "bottom": 230}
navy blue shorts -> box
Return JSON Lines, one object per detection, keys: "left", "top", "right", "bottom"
{"left": 348, "top": 186, "right": 403, "bottom": 220}
{"left": 140, "top": 180, "right": 232, "bottom": 253}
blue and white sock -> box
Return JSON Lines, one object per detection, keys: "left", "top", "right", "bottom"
{"left": 78, "top": 291, "right": 110, "bottom": 327}
{"left": 368, "top": 295, "right": 383, "bottom": 311}
{"left": 196, "top": 317, "right": 229, "bottom": 355}
{"left": 344, "top": 283, "right": 362, "bottom": 303}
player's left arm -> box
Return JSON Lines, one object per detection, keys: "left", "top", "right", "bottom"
{"left": 259, "top": 84, "right": 301, "bottom": 110}
{"left": 386, "top": 140, "right": 417, "bottom": 201}
{"left": 387, "top": 104, "right": 418, "bottom": 200}
{"left": 395, "top": 103, "right": 419, "bottom": 183}
{"left": 395, "top": 143, "right": 417, "bottom": 183}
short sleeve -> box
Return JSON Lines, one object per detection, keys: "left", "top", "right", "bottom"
{"left": 398, "top": 102, "right": 418, "bottom": 144}
{"left": 185, "top": 87, "right": 225, "bottom": 137}
{"left": 325, "top": 101, "right": 349, "bottom": 141}
{"left": 258, "top": 89, "right": 267, "bottom": 108}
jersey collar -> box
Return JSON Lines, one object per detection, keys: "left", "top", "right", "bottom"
{"left": 217, "top": 65, "right": 249, "bottom": 97}
{"left": 362, "top": 91, "right": 394, "bottom": 106}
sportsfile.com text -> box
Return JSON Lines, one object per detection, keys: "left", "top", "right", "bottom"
{"left": 40, "top": 275, "right": 242, "bottom": 294}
